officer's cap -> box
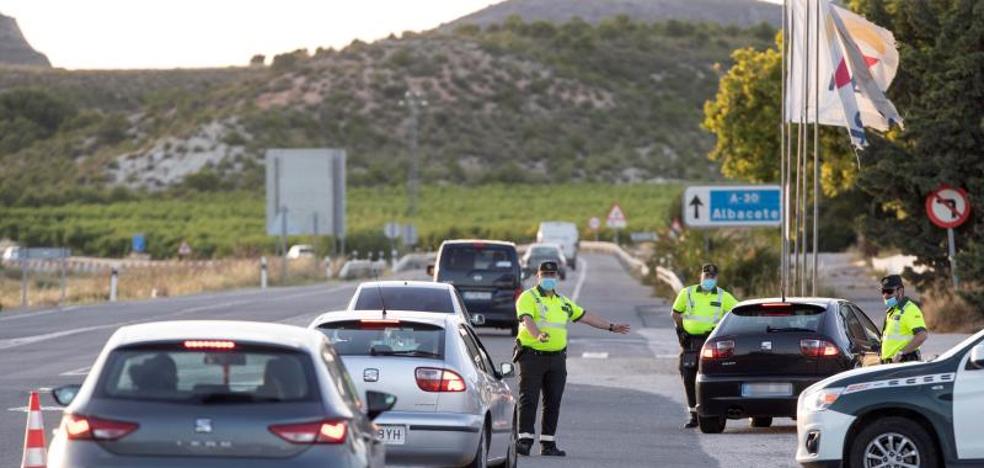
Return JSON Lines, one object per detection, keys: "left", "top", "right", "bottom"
{"left": 538, "top": 261, "right": 559, "bottom": 273}
{"left": 701, "top": 263, "right": 719, "bottom": 276}
{"left": 880, "top": 274, "right": 904, "bottom": 290}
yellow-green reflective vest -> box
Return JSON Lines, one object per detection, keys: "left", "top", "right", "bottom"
{"left": 516, "top": 287, "right": 583, "bottom": 351}
{"left": 881, "top": 300, "right": 926, "bottom": 360}
{"left": 682, "top": 286, "right": 725, "bottom": 335}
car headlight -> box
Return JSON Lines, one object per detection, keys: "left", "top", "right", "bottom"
{"left": 802, "top": 387, "right": 844, "bottom": 412}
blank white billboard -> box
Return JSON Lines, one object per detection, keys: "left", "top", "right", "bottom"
{"left": 265, "top": 148, "right": 346, "bottom": 237}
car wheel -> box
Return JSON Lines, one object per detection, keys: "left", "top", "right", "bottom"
{"left": 749, "top": 417, "right": 773, "bottom": 428}
{"left": 465, "top": 425, "right": 488, "bottom": 468}
{"left": 492, "top": 417, "right": 518, "bottom": 468}
{"left": 698, "top": 415, "right": 726, "bottom": 434}
{"left": 849, "top": 417, "right": 939, "bottom": 468}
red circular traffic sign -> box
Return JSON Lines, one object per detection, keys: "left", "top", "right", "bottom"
{"left": 588, "top": 217, "right": 600, "bottom": 231}
{"left": 925, "top": 185, "right": 971, "bottom": 229}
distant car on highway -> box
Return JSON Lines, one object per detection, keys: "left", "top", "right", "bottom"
{"left": 47, "top": 320, "right": 395, "bottom": 468}
{"left": 431, "top": 240, "right": 523, "bottom": 335}
{"left": 347, "top": 280, "right": 481, "bottom": 326}
{"left": 287, "top": 244, "right": 316, "bottom": 259}
{"left": 536, "top": 221, "right": 579, "bottom": 270}
{"left": 2, "top": 246, "right": 21, "bottom": 261}
{"left": 310, "top": 310, "right": 518, "bottom": 468}
{"left": 796, "top": 327, "right": 984, "bottom": 467}
{"left": 520, "top": 243, "right": 568, "bottom": 280}
{"left": 696, "top": 298, "right": 882, "bottom": 433}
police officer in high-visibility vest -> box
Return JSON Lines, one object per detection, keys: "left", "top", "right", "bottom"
{"left": 514, "top": 261, "right": 631, "bottom": 457}
{"left": 671, "top": 263, "right": 738, "bottom": 428}
{"left": 879, "top": 274, "right": 929, "bottom": 364}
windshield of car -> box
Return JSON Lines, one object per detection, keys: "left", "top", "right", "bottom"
{"left": 440, "top": 244, "right": 515, "bottom": 272}
{"left": 97, "top": 344, "right": 317, "bottom": 403}
{"left": 716, "top": 304, "right": 826, "bottom": 335}
{"left": 353, "top": 286, "right": 455, "bottom": 313}
{"left": 316, "top": 321, "right": 445, "bottom": 358}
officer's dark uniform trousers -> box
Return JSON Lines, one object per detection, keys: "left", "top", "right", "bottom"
{"left": 679, "top": 334, "right": 707, "bottom": 410}
{"left": 517, "top": 347, "right": 567, "bottom": 439}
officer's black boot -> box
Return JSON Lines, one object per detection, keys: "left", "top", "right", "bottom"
{"left": 684, "top": 410, "right": 699, "bottom": 429}
{"left": 516, "top": 438, "right": 533, "bottom": 456}
{"left": 540, "top": 442, "right": 566, "bottom": 457}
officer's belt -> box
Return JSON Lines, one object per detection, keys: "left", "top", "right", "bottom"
{"left": 521, "top": 347, "right": 566, "bottom": 356}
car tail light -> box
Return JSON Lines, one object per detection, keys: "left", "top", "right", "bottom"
{"left": 269, "top": 419, "right": 348, "bottom": 444}
{"left": 701, "top": 340, "right": 735, "bottom": 360}
{"left": 415, "top": 367, "right": 466, "bottom": 392}
{"left": 359, "top": 319, "right": 400, "bottom": 329}
{"left": 63, "top": 414, "right": 139, "bottom": 440}
{"left": 801, "top": 339, "right": 840, "bottom": 358}
{"left": 183, "top": 340, "right": 236, "bottom": 350}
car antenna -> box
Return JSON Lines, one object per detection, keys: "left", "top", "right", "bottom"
{"left": 371, "top": 261, "right": 388, "bottom": 319}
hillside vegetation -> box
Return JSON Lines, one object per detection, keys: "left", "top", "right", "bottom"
{"left": 0, "top": 183, "right": 679, "bottom": 258}
{"left": 0, "top": 17, "right": 774, "bottom": 206}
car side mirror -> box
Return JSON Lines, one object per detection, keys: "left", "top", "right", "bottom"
{"left": 871, "top": 341, "right": 881, "bottom": 352}
{"left": 52, "top": 384, "right": 82, "bottom": 406}
{"left": 498, "top": 362, "right": 515, "bottom": 379}
{"left": 365, "top": 391, "right": 397, "bottom": 421}
{"left": 470, "top": 314, "right": 486, "bottom": 326}
{"left": 970, "top": 344, "right": 984, "bottom": 369}
{"left": 426, "top": 264, "right": 435, "bottom": 277}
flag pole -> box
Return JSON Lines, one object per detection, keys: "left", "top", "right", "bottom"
{"left": 812, "top": 0, "right": 821, "bottom": 297}
{"left": 799, "top": 0, "right": 812, "bottom": 297}
{"left": 780, "top": 0, "right": 788, "bottom": 299}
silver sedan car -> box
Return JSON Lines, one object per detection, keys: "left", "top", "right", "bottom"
{"left": 47, "top": 320, "right": 395, "bottom": 467}
{"left": 309, "top": 310, "right": 518, "bottom": 468}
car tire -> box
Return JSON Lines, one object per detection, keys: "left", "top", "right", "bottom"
{"left": 698, "top": 415, "right": 726, "bottom": 434}
{"left": 849, "top": 416, "right": 939, "bottom": 468}
{"left": 465, "top": 425, "right": 489, "bottom": 468}
{"left": 750, "top": 417, "right": 773, "bottom": 428}
{"left": 492, "top": 417, "right": 518, "bottom": 468}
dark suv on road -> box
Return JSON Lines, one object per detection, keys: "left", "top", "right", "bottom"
{"left": 431, "top": 240, "right": 523, "bottom": 335}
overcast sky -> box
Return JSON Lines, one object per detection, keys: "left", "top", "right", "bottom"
{"left": 3, "top": 0, "right": 783, "bottom": 70}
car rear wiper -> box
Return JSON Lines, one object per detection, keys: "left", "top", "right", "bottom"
{"left": 766, "top": 326, "right": 816, "bottom": 333}
{"left": 370, "top": 349, "right": 441, "bottom": 358}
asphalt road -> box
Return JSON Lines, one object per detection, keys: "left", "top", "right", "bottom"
{"left": 0, "top": 252, "right": 964, "bottom": 467}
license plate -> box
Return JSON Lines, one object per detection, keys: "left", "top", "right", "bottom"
{"left": 463, "top": 291, "right": 492, "bottom": 301}
{"left": 377, "top": 425, "right": 406, "bottom": 445}
{"left": 741, "top": 382, "right": 793, "bottom": 397}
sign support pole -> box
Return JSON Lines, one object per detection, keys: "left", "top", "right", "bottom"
{"left": 947, "top": 227, "right": 959, "bottom": 289}
{"left": 20, "top": 259, "right": 28, "bottom": 308}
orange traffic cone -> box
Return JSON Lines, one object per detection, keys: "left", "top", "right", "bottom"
{"left": 21, "top": 391, "right": 46, "bottom": 468}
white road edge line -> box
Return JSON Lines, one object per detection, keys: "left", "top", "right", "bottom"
{"left": 59, "top": 366, "right": 91, "bottom": 376}
{"left": 581, "top": 352, "right": 608, "bottom": 359}
{"left": 571, "top": 257, "right": 588, "bottom": 302}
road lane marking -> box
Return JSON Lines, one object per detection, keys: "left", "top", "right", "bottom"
{"left": 581, "top": 352, "right": 608, "bottom": 359}
{"left": 7, "top": 406, "right": 62, "bottom": 412}
{"left": 0, "top": 284, "right": 358, "bottom": 351}
{"left": 59, "top": 366, "right": 91, "bottom": 376}
{"left": 572, "top": 258, "right": 588, "bottom": 302}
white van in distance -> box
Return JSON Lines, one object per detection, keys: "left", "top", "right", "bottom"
{"left": 536, "top": 221, "right": 579, "bottom": 270}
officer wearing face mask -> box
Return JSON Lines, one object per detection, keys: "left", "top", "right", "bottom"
{"left": 671, "top": 263, "right": 738, "bottom": 428}
{"left": 878, "top": 274, "right": 929, "bottom": 364}
{"left": 513, "top": 261, "right": 631, "bottom": 457}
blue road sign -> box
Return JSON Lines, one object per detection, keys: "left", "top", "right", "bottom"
{"left": 683, "top": 185, "right": 782, "bottom": 228}
{"left": 132, "top": 234, "right": 146, "bottom": 253}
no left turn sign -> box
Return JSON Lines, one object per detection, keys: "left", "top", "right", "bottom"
{"left": 925, "top": 185, "right": 971, "bottom": 229}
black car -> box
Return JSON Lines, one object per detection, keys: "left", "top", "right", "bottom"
{"left": 796, "top": 327, "right": 984, "bottom": 467}
{"left": 431, "top": 240, "right": 523, "bottom": 335}
{"left": 696, "top": 298, "right": 883, "bottom": 433}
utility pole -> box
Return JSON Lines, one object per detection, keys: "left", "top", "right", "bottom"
{"left": 399, "top": 91, "right": 427, "bottom": 216}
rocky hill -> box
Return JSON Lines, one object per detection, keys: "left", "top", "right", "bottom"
{"left": 0, "top": 17, "right": 776, "bottom": 205}
{"left": 0, "top": 13, "right": 49, "bottom": 67}
{"left": 442, "top": 0, "right": 780, "bottom": 30}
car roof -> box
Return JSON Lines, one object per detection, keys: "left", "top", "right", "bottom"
{"left": 357, "top": 280, "right": 451, "bottom": 290}
{"left": 310, "top": 310, "right": 458, "bottom": 327}
{"left": 440, "top": 239, "right": 517, "bottom": 247}
{"left": 733, "top": 297, "right": 840, "bottom": 308}
{"left": 109, "top": 320, "right": 324, "bottom": 351}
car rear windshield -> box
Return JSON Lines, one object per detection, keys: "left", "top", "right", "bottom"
{"left": 717, "top": 304, "right": 827, "bottom": 335}
{"left": 354, "top": 286, "right": 454, "bottom": 313}
{"left": 96, "top": 343, "right": 318, "bottom": 403}
{"left": 440, "top": 244, "right": 516, "bottom": 272}
{"left": 529, "top": 246, "right": 559, "bottom": 257}
{"left": 316, "top": 320, "right": 445, "bottom": 359}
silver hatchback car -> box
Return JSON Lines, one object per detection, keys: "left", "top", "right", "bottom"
{"left": 309, "top": 310, "right": 518, "bottom": 468}
{"left": 47, "top": 320, "right": 396, "bottom": 468}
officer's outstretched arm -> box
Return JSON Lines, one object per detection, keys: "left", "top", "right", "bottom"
{"left": 579, "top": 312, "right": 631, "bottom": 334}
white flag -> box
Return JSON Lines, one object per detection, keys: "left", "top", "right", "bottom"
{"left": 784, "top": 0, "right": 904, "bottom": 147}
